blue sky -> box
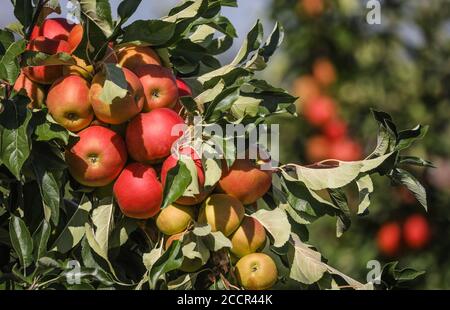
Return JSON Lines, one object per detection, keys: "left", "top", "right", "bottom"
{"left": 0, "top": 0, "right": 274, "bottom": 62}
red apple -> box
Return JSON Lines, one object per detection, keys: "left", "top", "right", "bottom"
{"left": 403, "top": 214, "right": 430, "bottom": 250}
{"left": 323, "top": 118, "right": 348, "bottom": 140}
{"left": 47, "top": 74, "right": 93, "bottom": 132}
{"left": 313, "top": 57, "right": 336, "bottom": 86}
{"left": 160, "top": 147, "right": 208, "bottom": 205}
{"left": 23, "top": 36, "right": 72, "bottom": 84}
{"left": 114, "top": 163, "right": 163, "bottom": 219}
{"left": 126, "top": 108, "right": 185, "bottom": 164}
{"left": 302, "top": 96, "right": 337, "bottom": 126}
{"left": 329, "top": 137, "right": 362, "bottom": 161}
{"left": 117, "top": 46, "right": 162, "bottom": 72}
{"left": 134, "top": 64, "right": 179, "bottom": 111}
{"left": 65, "top": 126, "right": 127, "bottom": 187}
{"left": 90, "top": 67, "right": 145, "bottom": 124}
{"left": 173, "top": 77, "right": 192, "bottom": 114}
{"left": 217, "top": 159, "right": 272, "bottom": 205}
{"left": 31, "top": 18, "right": 83, "bottom": 53}
{"left": 305, "top": 135, "right": 331, "bottom": 163}
{"left": 13, "top": 72, "right": 45, "bottom": 108}
{"left": 377, "top": 222, "right": 401, "bottom": 256}
{"left": 292, "top": 75, "right": 321, "bottom": 111}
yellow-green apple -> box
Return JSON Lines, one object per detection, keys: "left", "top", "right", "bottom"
{"left": 155, "top": 204, "right": 195, "bottom": 235}
{"left": 217, "top": 159, "right": 272, "bottom": 205}
{"left": 160, "top": 147, "right": 209, "bottom": 205}
{"left": 117, "top": 46, "right": 161, "bottom": 72}
{"left": 13, "top": 72, "right": 45, "bottom": 108}
{"left": 46, "top": 74, "right": 93, "bottom": 132}
{"left": 23, "top": 36, "right": 72, "bottom": 84}
{"left": 126, "top": 108, "right": 185, "bottom": 163}
{"left": 114, "top": 162, "right": 163, "bottom": 219}
{"left": 230, "top": 216, "right": 266, "bottom": 258}
{"left": 235, "top": 253, "right": 278, "bottom": 290}
{"left": 89, "top": 67, "right": 145, "bottom": 124}
{"left": 65, "top": 126, "right": 127, "bottom": 187}
{"left": 198, "top": 194, "right": 244, "bottom": 236}
{"left": 134, "top": 64, "right": 179, "bottom": 111}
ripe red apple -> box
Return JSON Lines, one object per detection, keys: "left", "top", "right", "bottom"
{"left": 305, "top": 135, "right": 331, "bottom": 163}
{"left": 292, "top": 75, "right": 321, "bottom": 110}
{"left": 403, "top": 214, "right": 430, "bottom": 250}
{"left": 198, "top": 194, "right": 245, "bottom": 236}
{"left": 313, "top": 57, "right": 336, "bottom": 86}
{"left": 126, "top": 108, "right": 185, "bottom": 164}
{"left": 329, "top": 137, "right": 362, "bottom": 161}
{"left": 160, "top": 147, "right": 208, "bottom": 205}
{"left": 114, "top": 162, "right": 163, "bottom": 219}
{"left": 173, "top": 77, "right": 192, "bottom": 113}
{"left": 377, "top": 222, "right": 401, "bottom": 256}
{"left": 30, "top": 18, "right": 83, "bottom": 52}
{"left": 90, "top": 67, "right": 145, "bottom": 124}
{"left": 117, "top": 46, "right": 162, "bottom": 72}
{"left": 230, "top": 216, "right": 267, "bottom": 258}
{"left": 13, "top": 72, "right": 45, "bottom": 108}
{"left": 299, "top": 0, "right": 324, "bottom": 17}
{"left": 302, "top": 96, "right": 337, "bottom": 126}
{"left": 65, "top": 126, "right": 127, "bottom": 187}
{"left": 23, "top": 36, "right": 72, "bottom": 84}
{"left": 217, "top": 159, "right": 272, "bottom": 205}
{"left": 155, "top": 204, "right": 195, "bottom": 235}
{"left": 323, "top": 118, "right": 348, "bottom": 140}
{"left": 235, "top": 253, "right": 278, "bottom": 290}
{"left": 134, "top": 64, "right": 179, "bottom": 111}
{"left": 46, "top": 74, "right": 93, "bottom": 132}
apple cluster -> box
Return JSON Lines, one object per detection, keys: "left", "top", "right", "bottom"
{"left": 293, "top": 58, "right": 363, "bottom": 163}
{"left": 14, "top": 17, "right": 279, "bottom": 290}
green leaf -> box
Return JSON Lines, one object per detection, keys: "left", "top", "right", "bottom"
{"left": 117, "top": 0, "right": 142, "bottom": 25}
{"left": 396, "top": 125, "right": 428, "bottom": 151}
{"left": 22, "top": 51, "right": 76, "bottom": 67}
{"left": 79, "top": 0, "right": 114, "bottom": 37}
{"left": 34, "top": 119, "right": 70, "bottom": 145}
{"left": 51, "top": 196, "right": 92, "bottom": 254}
{"left": 161, "top": 161, "right": 192, "bottom": 209}
{"left": 0, "top": 29, "right": 15, "bottom": 56}
{"left": 0, "top": 39, "right": 26, "bottom": 83}
{"left": 11, "top": 0, "right": 33, "bottom": 31}
{"left": 356, "top": 175, "right": 374, "bottom": 215}
{"left": 149, "top": 240, "right": 183, "bottom": 289}
{"left": 398, "top": 156, "right": 435, "bottom": 168}
{"left": 168, "top": 273, "right": 198, "bottom": 290}
{"left": 9, "top": 215, "right": 33, "bottom": 268}
{"left": 391, "top": 168, "right": 427, "bottom": 210}
{"left": 0, "top": 95, "right": 32, "bottom": 179}
{"left": 109, "top": 217, "right": 137, "bottom": 249}
{"left": 328, "top": 188, "right": 351, "bottom": 237}
{"left": 32, "top": 219, "right": 50, "bottom": 261}
{"left": 231, "top": 20, "right": 263, "bottom": 66}
{"left": 91, "top": 197, "right": 115, "bottom": 255}
{"left": 121, "top": 20, "right": 176, "bottom": 46}
{"left": 164, "top": 0, "right": 207, "bottom": 22}
{"left": 251, "top": 208, "right": 290, "bottom": 248}
{"left": 98, "top": 63, "right": 128, "bottom": 104}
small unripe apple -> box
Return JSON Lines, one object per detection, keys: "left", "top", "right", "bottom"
{"left": 235, "top": 253, "right": 278, "bottom": 290}
{"left": 13, "top": 72, "right": 45, "bottom": 109}
{"left": 403, "top": 214, "right": 430, "bottom": 250}
{"left": 217, "top": 159, "right": 272, "bottom": 205}
{"left": 46, "top": 74, "right": 93, "bottom": 132}
{"left": 135, "top": 64, "right": 179, "bottom": 111}
{"left": 126, "top": 108, "right": 185, "bottom": 164}
{"left": 155, "top": 204, "right": 195, "bottom": 235}
{"left": 65, "top": 126, "right": 127, "bottom": 187}
{"left": 114, "top": 163, "right": 163, "bottom": 219}
{"left": 198, "top": 194, "right": 245, "bottom": 236}
{"left": 230, "top": 216, "right": 266, "bottom": 258}
{"left": 377, "top": 222, "right": 401, "bottom": 256}
{"left": 117, "top": 46, "right": 162, "bottom": 72}
{"left": 90, "top": 67, "right": 145, "bottom": 125}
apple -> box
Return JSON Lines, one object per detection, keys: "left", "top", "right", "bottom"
{"left": 299, "top": 0, "right": 324, "bottom": 17}
{"left": 65, "top": 126, "right": 127, "bottom": 187}
{"left": 117, "top": 46, "right": 162, "bottom": 72}
{"left": 329, "top": 137, "right": 362, "bottom": 161}
{"left": 160, "top": 147, "right": 209, "bottom": 205}
{"left": 198, "top": 194, "right": 245, "bottom": 236}
{"left": 23, "top": 36, "right": 72, "bottom": 84}
{"left": 126, "top": 108, "right": 185, "bottom": 164}
{"left": 377, "top": 222, "right": 401, "bottom": 256}
{"left": 155, "top": 204, "right": 195, "bottom": 235}
{"left": 230, "top": 216, "right": 266, "bottom": 258}
{"left": 90, "top": 67, "right": 145, "bottom": 124}
{"left": 62, "top": 56, "right": 94, "bottom": 79}
{"left": 46, "top": 74, "right": 93, "bottom": 132}
{"left": 31, "top": 18, "right": 83, "bottom": 52}
{"left": 217, "top": 159, "right": 272, "bottom": 205}
{"left": 134, "top": 64, "right": 178, "bottom": 111}
{"left": 165, "top": 233, "right": 203, "bottom": 272}
{"left": 323, "top": 118, "right": 348, "bottom": 140}
{"left": 403, "top": 214, "right": 430, "bottom": 250}
{"left": 13, "top": 72, "right": 45, "bottom": 108}
{"left": 235, "top": 253, "right": 278, "bottom": 290}
{"left": 313, "top": 57, "right": 336, "bottom": 87}
{"left": 173, "top": 77, "right": 192, "bottom": 114}
{"left": 305, "top": 135, "right": 330, "bottom": 163}
{"left": 302, "top": 96, "right": 337, "bottom": 126}
{"left": 114, "top": 162, "right": 163, "bottom": 219}
{"left": 292, "top": 75, "right": 321, "bottom": 110}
